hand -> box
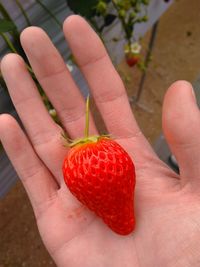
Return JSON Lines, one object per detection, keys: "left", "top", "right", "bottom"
{"left": 1, "top": 15, "right": 200, "bottom": 267}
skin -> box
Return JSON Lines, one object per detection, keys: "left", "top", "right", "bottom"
{"left": 0, "top": 15, "right": 200, "bottom": 267}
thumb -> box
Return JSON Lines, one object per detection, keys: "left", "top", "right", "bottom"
{"left": 162, "top": 81, "right": 200, "bottom": 188}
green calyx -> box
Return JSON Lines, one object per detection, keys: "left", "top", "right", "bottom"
{"left": 68, "top": 134, "right": 110, "bottom": 148}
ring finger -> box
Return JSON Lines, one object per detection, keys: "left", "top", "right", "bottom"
{"left": 1, "top": 54, "right": 68, "bottom": 182}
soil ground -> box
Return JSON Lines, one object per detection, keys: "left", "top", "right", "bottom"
{"left": 1, "top": 0, "right": 200, "bottom": 266}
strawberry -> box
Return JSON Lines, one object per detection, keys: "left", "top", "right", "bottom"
{"left": 124, "top": 42, "right": 141, "bottom": 68}
{"left": 62, "top": 97, "right": 136, "bottom": 235}
{"left": 125, "top": 53, "right": 140, "bottom": 67}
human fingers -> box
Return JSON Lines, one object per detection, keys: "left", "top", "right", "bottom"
{"left": 63, "top": 15, "right": 157, "bottom": 168}
{"left": 63, "top": 16, "right": 143, "bottom": 140}
{"left": 20, "top": 27, "right": 97, "bottom": 139}
{"left": 0, "top": 114, "right": 58, "bottom": 216}
{"left": 1, "top": 54, "right": 66, "bottom": 182}
{"left": 162, "top": 81, "right": 200, "bottom": 188}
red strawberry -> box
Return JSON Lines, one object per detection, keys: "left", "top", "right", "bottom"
{"left": 124, "top": 42, "right": 141, "bottom": 68}
{"left": 62, "top": 97, "right": 136, "bottom": 235}
{"left": 125, "top": 53, "right": 140, "bottom": 67}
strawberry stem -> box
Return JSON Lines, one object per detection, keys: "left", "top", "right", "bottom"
{"left": 84, "top": 95, "right": 90, "bottom": 138}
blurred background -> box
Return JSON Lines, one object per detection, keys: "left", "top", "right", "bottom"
{"left": 0, "top": 0, "right": 200, "bottom": 266}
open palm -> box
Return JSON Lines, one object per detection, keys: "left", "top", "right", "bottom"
{"left": 1, "top": 16, "right": 200, "bottom": 267}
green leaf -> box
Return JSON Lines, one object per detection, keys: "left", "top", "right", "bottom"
{"left": 0, "top": 4, "right": 20, "bottom": 44}
{"left": 68, "top": 0, "right": 99, "bottom": 18}
{"left": 0, "top": 19, "right": 16, "bottom": 33}
{"left": 0, "top": 4, "right": 19, "bottom": 34}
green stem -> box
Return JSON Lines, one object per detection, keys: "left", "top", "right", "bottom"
{"left": 111, "top": 0, "right": 132, "bottom": 43}
{"left": 35, "top": 0, "right": 62, "bottom": 28}
{"left": 27, "top": 65, "right": 34, "bottom": 74}
{"left": 1, "top": 33, "right": 18, "bottom": 53}
{"left": 0, "top": 4, "right": 12, "bottom": 21}
{"left": 84, "top": 95, "right": 90, "bottom": 138}
{"left": 15, "top": 0, "right": 32, "bottom": 26}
